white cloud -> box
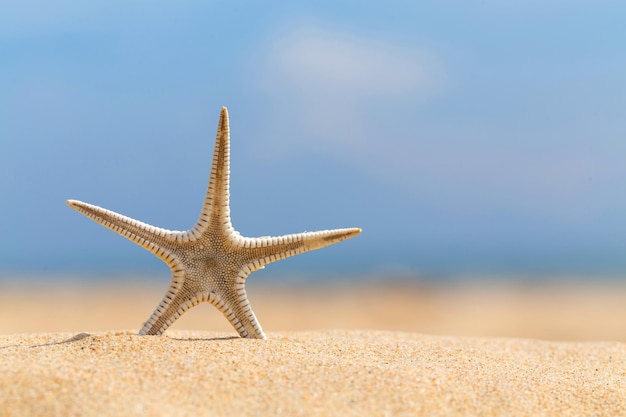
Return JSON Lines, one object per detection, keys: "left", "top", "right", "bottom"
{"left": 254, "top": 23, "right": 444, "bottom": 154}
{"left": 265, "top": 25, "right": 437, "bottom": 97}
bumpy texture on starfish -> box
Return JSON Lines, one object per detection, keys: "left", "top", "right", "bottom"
{"left": 67, "top": 107, "right": 361, "bottom": 339}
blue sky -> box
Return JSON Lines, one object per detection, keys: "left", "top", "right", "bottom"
{"left": 2, "top": 1, "right": 626, "bottom": 278}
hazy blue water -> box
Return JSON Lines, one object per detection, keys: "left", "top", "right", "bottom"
{"left": 4, "top": 241, "right": 626, "bottom": 284}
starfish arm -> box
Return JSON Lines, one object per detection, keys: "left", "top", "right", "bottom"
{"left": 66, "top": 199, "right": 181, "bottom": 267}
{"left": 139, "top": 269, "right": 266, "bottom": 339}
{"left": 236, "top": 227, "right": 362, "bottom": 271}
{"left": 138, "top": 270, "right": 188, "bottom": 335}
{"left": 220, "top": 270, "right": 266, "bottom": 339}
{"left": 190, "top": 106, "right": 234, "bottom": 239}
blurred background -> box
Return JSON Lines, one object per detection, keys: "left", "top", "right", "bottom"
{"left": 2, "top": 1, "right": 626, "bottom": 340}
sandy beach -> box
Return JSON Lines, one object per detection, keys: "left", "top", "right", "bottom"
{"left": 1, "top": 278, "right": 626, "bottom": 415}
{"left": 1, "top": 330, "right": 624, "bottom": 416}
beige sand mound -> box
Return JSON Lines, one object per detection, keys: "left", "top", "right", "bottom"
{"left": 1, "top": 330, "right": 624, "bottom": 416}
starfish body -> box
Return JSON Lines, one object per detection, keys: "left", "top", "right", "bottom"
{"left": 67, "top": 107, "right": 361, "bottom": 339}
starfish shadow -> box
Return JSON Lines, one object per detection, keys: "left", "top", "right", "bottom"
{"left": 0, "top": 332, "right": 91, "bottom": 349}
{"left": 167, "top": 335, "right": 241, "bottom": 342}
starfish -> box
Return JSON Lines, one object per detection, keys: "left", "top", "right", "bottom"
{"left": 67, "top": 107, "right": 361, "bottom": 339}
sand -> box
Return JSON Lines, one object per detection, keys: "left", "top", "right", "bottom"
{"left": 1, "top": 330, "right": 625, "bottom": 416}
{"left": 1, "top": 279, "right": 626, "bottom": 415}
